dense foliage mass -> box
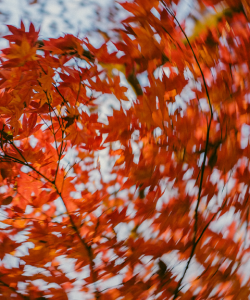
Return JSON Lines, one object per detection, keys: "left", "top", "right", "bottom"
{"left": 1, "top": 0, "right": 250, "bottom": 299}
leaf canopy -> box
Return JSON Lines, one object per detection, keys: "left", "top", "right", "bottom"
{"left": 0, "top": 0, "right": 250, "bottom": 299}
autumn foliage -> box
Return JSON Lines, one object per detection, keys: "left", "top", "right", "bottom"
{"left": 1, "top": 0, "right": 250, "bottom": 299}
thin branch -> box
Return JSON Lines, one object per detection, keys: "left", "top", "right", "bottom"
{"left": 2, "top": 150, "right": 100, "bottom": 300}
{"left": 37, "top": 63, "right": 67, "bottom": 182}
{"left": 55, "top": 189, "right": 100, "bottom": 299}
{"left": 0, "top": 279, "right": 29, "bottom": 300}
{"left": 159, "top": 3, "right": 214, "bottom": 298}
{"left": 161, "top": 2, "right": 213, "bottom": 118}
{"left": 38, "top": 113, "right": 60, "bottom": 157}
{"left": 4, "top": 144, "right": 53, "bottom": 184}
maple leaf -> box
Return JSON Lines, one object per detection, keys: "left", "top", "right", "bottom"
{"left": 64, "top": 123, "right": 90, "bottom": 146}
{"left": 2, "top": 38, "right": 37, "bottom": 67}
{"left": 38, "top": 66, "right": 55, "bottom": 91}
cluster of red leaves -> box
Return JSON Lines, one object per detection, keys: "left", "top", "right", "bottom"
{"left": 0, "top": 0, "right": 250, "bottom": 299}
